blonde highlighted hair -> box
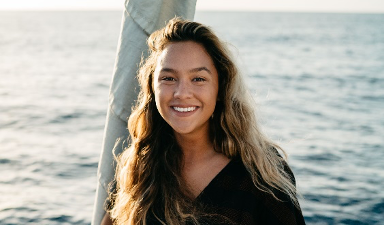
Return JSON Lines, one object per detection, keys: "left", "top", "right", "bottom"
{"left": 109, "top": 17, "right": 299, "bottom": 225}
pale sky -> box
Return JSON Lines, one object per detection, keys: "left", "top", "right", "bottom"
{"left": 0, "top": 0, "right": 383, "bottom": 13}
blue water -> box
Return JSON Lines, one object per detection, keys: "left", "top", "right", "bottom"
{"left": 0, "top": 11, "right": 383, "bottom": 225}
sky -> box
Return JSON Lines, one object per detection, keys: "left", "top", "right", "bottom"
{"left": 0, "top": 0, "right": 383, "bottom": 13}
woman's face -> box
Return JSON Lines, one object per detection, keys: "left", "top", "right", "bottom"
{"left": 153, "top": 41, "right": 219, "bottom": 139}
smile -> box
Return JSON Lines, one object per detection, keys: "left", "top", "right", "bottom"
{"left": 173, "top": 106, "right": 197, "bottom": 112}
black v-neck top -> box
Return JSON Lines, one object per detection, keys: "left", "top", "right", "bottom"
{"left": 148, "top": 158, "right": 306, "bottom": 225}
{"left": 193, "top": 157, "right": 306, "bottom": 225}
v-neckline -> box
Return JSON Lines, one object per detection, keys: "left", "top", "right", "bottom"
{"left": 193, "top": 158, "right": 235, "bottom": 201}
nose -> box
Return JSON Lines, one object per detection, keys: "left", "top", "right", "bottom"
{"left": 174, "top": 79, "right": 192, "bottom": 99}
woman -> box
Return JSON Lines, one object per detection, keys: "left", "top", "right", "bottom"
{"left": 106, "top": 18, "right": 306, "bottom": 225}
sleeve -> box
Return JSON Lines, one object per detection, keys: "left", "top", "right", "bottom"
{"left": 259, "top": 172, "right": 306, "bottom": 225}
{"left": 266, "top": 147, "right": 306, "bottom": 224}
{"left": 278, "top": 154, "right": 307, "bottom": 224}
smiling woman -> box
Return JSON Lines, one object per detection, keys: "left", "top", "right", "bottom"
{"left": 106, "top": 18, "right": 306, "bottom": 225}
{"left": 154, "top": 41, "right": 219, "bottom": 139}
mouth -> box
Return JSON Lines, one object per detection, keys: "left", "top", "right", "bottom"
{"left": 172, "top": 106, "right": 197, "bottom": 112}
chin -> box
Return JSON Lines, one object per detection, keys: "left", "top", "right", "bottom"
{"left": 172, "top": 128, "right": 193, "bottom": 135}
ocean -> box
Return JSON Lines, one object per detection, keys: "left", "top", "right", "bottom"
{"left": 0, "top": 11, "right": 383, "bottom": 225}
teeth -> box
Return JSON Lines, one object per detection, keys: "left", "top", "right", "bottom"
{"left": 173, "top": 107, "right": 196, "bottom": 112}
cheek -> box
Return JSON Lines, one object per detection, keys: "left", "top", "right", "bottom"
{"left": 204, "top": 89, "right": 218, "bottom": 114}
{"left": 210, "top": 90, "right": 219, "bottom": 113}
{"left": 209, "top": 92, "right": 218, "bottom": 106}
{"left": 211, "top": 84, "right": 219, "bottom": 104}
{"left": 154, "top": 86, "right": 168, "bottom": 114}
{"left": 154, "top": 88, "right": 161, "bottom": 110}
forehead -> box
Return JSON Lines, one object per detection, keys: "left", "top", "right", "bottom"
{"left": 156, "top": 41, "right": 216, "bottom": 70}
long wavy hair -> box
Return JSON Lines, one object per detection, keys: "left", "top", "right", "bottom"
{"left": 109, "top": 17, "right": 299, "bottom": 225}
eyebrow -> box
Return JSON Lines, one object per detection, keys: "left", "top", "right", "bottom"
{"left": 160, "top": 67, "right": 212, "bottom": 75}
{"left": 190, "top": 67, "right": 212, "bottom": 74}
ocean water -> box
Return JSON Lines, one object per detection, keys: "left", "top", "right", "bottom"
{"left": 0, "top": 11, "right": 383, "bottom": 225}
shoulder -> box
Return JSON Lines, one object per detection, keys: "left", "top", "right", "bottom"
{"left": 197, "top": 157, "right": 306, "bottom": 225}
{"left": 271, "top": 147, "right": 297, "bottom": 187}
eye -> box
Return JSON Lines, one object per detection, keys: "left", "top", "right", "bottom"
{"left": 192, "top": 77, "right": 206, "bottom": 82}
{"left": 161, "top": 77, "right": 176, "bottom": 81}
